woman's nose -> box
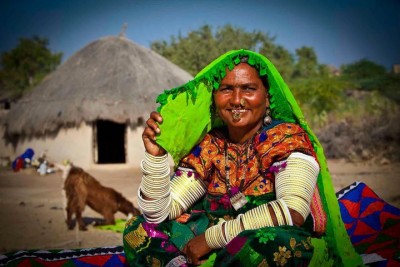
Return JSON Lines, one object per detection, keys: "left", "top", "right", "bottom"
{"left": 230, "top": 88, "right": 242, "bottom": 106}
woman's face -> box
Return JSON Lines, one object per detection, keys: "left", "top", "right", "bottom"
{"left": 213, "top": 63, "right": 268, "bottom": 132}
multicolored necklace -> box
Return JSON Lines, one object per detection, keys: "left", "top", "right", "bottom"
{"left": 224, "top": 138, "right": 252, "bottom": 210}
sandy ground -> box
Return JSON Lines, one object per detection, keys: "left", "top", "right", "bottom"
{"left": 0, "top": 160, "right": 399, "bottom": 254}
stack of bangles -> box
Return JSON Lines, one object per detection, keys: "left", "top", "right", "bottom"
{"left": 205, "top": 152, "right": 319, "bottom": 249}
{"left": 205, "top": 199, "right": 293, "bottom": 249}
{"left": 138, "top": 152, "right": 171, "bottom": 224}
{"left": 275, "top": 152, "right": 320, "bottom": 220}
{"left": 169, "top": 167, "right": 207, "bottom": 219}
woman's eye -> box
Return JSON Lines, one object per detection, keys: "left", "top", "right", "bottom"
{"left": 219, "top": 87, "right": 232, "bottom": 92}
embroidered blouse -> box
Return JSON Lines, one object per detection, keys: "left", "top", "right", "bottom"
{"left": 179, "top": 121, "right": 316, "bottom": 196}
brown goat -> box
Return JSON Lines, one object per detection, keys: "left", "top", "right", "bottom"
{"left": 63, "top": 166, "right": 139, "bottom": 231}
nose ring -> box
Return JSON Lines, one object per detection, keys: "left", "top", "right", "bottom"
{"left": 232, "top": 111, "right": 241, "bottom": 120}
{"left": 240, "top": 98, "right": 245, "bottom": 107}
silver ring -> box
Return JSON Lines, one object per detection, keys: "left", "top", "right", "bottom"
{"left": 187, "top": 258, "right": 192, "bottom": 264}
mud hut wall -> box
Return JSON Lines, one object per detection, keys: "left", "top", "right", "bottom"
{"left": 126, "top": 126, "right": 145, "bottom": 167}
{"left": 14, "top": 123, "right": 93, "bottom": 169}
{"left": 126, "top": 126, "right": 175, "bottom": 169}
{"left": 0, "top": 125, "right": 14, "bottom": 164}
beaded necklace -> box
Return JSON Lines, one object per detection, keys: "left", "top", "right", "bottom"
{"left": 224, "top": 137, "right": 253, "bottom": 210}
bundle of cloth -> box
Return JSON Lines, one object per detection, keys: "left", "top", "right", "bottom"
{"left": 337, "top": 182, "right": 400, "bottom": 266}
{"left": 12, "top": 148, "right": 34, "bottom": 172}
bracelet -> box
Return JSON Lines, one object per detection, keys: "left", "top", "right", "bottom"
{"left": 141, "top": 152, "right": 170, "bottom": 175}
{"left": 141, "top": 195, "right": 172, "bottom": 224}
{"left": 170, "top": 170, "right": 206, "bottom": 211}
{"left": 277, "top": 199, "right": 293, "bottom": 225}
{"left": 281, "top": 196, "right": 310, "bottom": 220}
{"left": 242, "top": 203, "right": 274, "bottom": 230}
{"left": 205, "top": 223, "right": 227, "bottom": 249}
{"left": 275, "top": 153, "right": 319, "bottom": 221}
{"left": 168, "top": 200, "right": 183, "bottom": 220}
{"left": 269, "top": 200, "right": 285, "bottom": 225}
{"left": 261, "top": 204, "right": 274, "bottom": 227}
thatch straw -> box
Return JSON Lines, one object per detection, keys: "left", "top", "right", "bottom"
{"left": 5, "top": 36, "right": 192, "bottom": 136}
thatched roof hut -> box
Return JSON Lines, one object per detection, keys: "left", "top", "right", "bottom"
{"left": 1, "top": 36, "right": 192, "bottom": 168}
{"left": 5, "top": 35, "right": 192, "bottom": 136}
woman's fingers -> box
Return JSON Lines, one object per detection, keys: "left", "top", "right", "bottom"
{"left": 149, "top": 111, "right": 163, "bottom": 132}
{"left": 142, "top": 126, "right": 156, "bottom": 142}
{"left": 150, "top": 111, "right": 163, "bottom": 123}
{"left": 145, "top": 118, "right": 160, "bottom": 134}
{"left": 142, "top": 112, "right": 166, "bottom": 157}
{"left": 146, "top": 111, "right": 163, "bottom": 134}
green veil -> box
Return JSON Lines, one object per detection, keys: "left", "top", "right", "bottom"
{"left": 155, "top": 50, "right": 363, "bottom": 266}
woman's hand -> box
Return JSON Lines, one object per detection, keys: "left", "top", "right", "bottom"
{"left": 142, "top": 111, "right": 166, "bottom": 157}
{"left": 183, "top": 233, "right": 212, "bottom": 266}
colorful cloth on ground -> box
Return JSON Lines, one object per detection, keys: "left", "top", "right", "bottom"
{"left": 337, "top": 182, "right": 400, "bottom": 266}
{"left": 96, "top": 218, "right": 127, "bottom": 233}
{"left": 0, "top": 246, "right": 126, "bottom": 267}
{"left": 150, "top": 49, "right": 361, "bottom": 266}
{"left": 12, "top": 148, "right": 34, "bottom": 172}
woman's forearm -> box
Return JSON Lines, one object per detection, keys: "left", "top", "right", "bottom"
{"left": 138, "top": 152, "right": 207, "bottom": 223}
{"left": 138, "top": 152, "right": 171, "bottom": 223}
{"left": 205, "top": 152, "right": 319, "bottom": 249}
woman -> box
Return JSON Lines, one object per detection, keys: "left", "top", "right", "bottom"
{"left": 123, "top": 50, "right": 362, "bottom": 266}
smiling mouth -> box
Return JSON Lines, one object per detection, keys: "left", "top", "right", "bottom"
{"left": 231, "top": 109, "right": 246, "bottom": 120}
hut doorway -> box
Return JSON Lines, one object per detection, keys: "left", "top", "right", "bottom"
{"left": 94, "top": 120, "right": 126, "bottom": 164}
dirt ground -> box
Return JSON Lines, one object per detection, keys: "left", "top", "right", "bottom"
{"left": 0, "top": 160, "right": 399, "bottom": 254}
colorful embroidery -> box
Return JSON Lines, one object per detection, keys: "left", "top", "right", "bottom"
{"left": 180, "top": 122, "right": 314, "bottom": 197}
{"left": 273, "top": 246, "right": 292, "bottom": 266}
{"left": 124, "top": 223, "right": 148, "bottom": 250}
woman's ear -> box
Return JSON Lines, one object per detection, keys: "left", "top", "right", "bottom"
{"left": 265, "top": 95, "right": 270, "bottom": 108}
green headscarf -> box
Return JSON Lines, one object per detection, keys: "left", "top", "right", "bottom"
{"left": 155, "top": 50, "right": 363, "bottom": 266}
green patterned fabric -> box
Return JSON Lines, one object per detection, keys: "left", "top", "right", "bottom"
{"left": 124, "top": 194, "right": 319, "bottom": 267}
{"left": 153, "top": 50, "right": 362, "bottom": 266}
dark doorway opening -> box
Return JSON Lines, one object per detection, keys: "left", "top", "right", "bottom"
{"left": 95, "top": 120, "right": 126, "bottom": 164}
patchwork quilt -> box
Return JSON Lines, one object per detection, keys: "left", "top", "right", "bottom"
{"left": 337, "top": 182, "right": 400, "bottom": 266}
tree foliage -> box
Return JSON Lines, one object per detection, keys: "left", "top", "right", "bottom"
{"left": 151, "top": 24, "right": 272, "bottom": 76}
{"left": 259, "top": 44, "right": 294, "bottom": 80}
{"left": 341, "top": 59, "right": 387, "bottom": 80}
{"left": 293, "top": 46, "right": 319, "bottom": 78}
{"left": 340, "top": 59, "right": 399, "bottom": 102}
{"left": 0, "top": 36, "right": 62, "bottom": 98}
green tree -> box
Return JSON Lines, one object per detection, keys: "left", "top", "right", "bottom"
{"left": 341, "top": 59, "right": 387, "bottom": 79}
{"left": 151, "top": 24, "right": 273, "bottom": 76}
{"left": 380, "top": 73, "right": 400, "bottom": 103}
{"left": 289, "top": 75, "right": 348, "bottom": 115}
{"left": 0, "top": 36, "right": 62, "bottom": 98}
{"left": 293, "top": 46, "right": 319, "bottom": 78}
{"left": 340, "top": 59, "right": 387, "bottom": 91}
{"left": 260, "top": 44, "right": 294, "bottom": 80}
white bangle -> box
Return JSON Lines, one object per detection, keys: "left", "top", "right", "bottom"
{"left": 277, "top": 199, "right": 293, "bottom": 225}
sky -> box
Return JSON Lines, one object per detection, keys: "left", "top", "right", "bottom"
{"left": 1, "top": 0, "right": 399, "bottom": 70}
